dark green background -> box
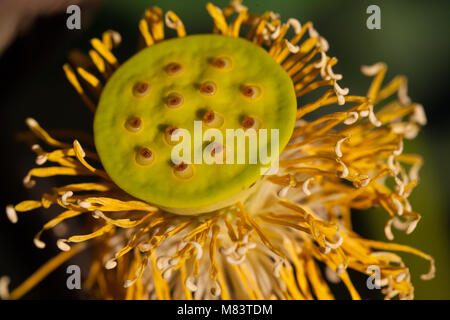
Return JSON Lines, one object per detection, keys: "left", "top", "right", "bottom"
{"left": 0, "top": 0, "right": 448, "bottom": 299}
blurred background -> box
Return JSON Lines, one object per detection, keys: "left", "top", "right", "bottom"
{"left": 0, "top": 0, "right": 448, "bottom": 299}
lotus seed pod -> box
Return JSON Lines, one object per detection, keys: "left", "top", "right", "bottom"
{"left": 94, "top": 35, "right": 296, "bottom": 214}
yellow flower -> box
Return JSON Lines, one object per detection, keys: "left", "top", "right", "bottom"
{"left": 1, "top": 0, "right": 433, "bottom": 300}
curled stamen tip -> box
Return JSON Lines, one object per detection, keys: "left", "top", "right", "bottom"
{"left": 318, "top": 37, "right": 329, "bottom": 52}
{"left": 392, "top": 198, "right": 404, "bottom": 216}
{"left": 344, "top": 112, "right": 358, "bottom": 125}
{"left": 308, "top": 24, "right": 319, "bottom": 38}
{"left": 420, "top": 261, "right": 435, "bottom": 280}
{"left": 278, "top": 186, "right": 290, "bottom": 198}
{"left": 324, "top": 232, "right": 343, "bottom": 249}
{"left": 398, "top": 79, "right": 411, "bottom": 106}
{"left": 336, "top": 264, "right": 346, "bottom": 275}
{"left": 287, "top": 18, "right": 301, "bottom": 34}
{"left": 77, "top": 200, "right": 91, "bottom": 209}
{"left": 359, "top": 109, "right": 369, "bottom": 117}
{"left": 185, "top": 276, "right": 198, "bottom": 292}
{"left": 5, "top": 205, "right": 18, "bottom": 224}
{"left": 61, "top": 191, "right": 74, "bottom": 206}
{"left": 92, "top": 210, "right": 102, "bottom": 219}
{"left": 231, "top": 0, "right": 247, "bottom": 12}
{"left": 384, "top": 218, "right": 394, "bottom": 240}
{"left": 357, "top": 176, "right": 371, "bottom": 188}
{"left": 23, "top": 175, "right": 35, "bottom": 189}
{"left": 164, "top": 11, "right": 182, "bottom": 29}
{"left": 162, "top": 268, "right": 173, "bottom": 280}
{"left": 56, "top": 239, "right": 71, "bottom": 252}
{"left": 124, "top": 279, "right": 136, "bottom": 288}
{"left": 73, "top": 140, "right": 86, "bottom": 158}
{"left": 336, "top": 159, "right": 349, "bottom": 178}
{"left": 406, "top": 219, "right": 420, "bottom": 235}
{"left": 0, "top": 276, "right": 10, "bottom": 300}
{"left": 105, "top": 258, "right": 117, "bottom": 270}
{"left": 156, "top": 256, "right": 170, "bottom": 270}
{"left": 210, "top": 284, "right": 221, "bottom": 297}
{"left": 138, "top": 243, "right": 151, "bottom": 252}
{"left": 25, "top": 117, "right": 39, "bottom": 128}
{"left": 33, "top": 238, "right": 46, "bottom": 249}
{"left": 334, "top": 137, "right": 348, "bottom": 158}
{"left": 411, "top": 104, "right": 427, "bottom": 126}
{"left": 302, "top": 177, "right": 314, "bottom": 196}
{"left": 36, "top": 155, "right": 48, "bottom": 165}
{"left": 226, "top": 254, "right": 246, "bottom": 265}
{"left": 325, "top": 266, "right": 341, "bottom": 284}
{"left": 395, "top": 270, "right": 409, "bottom": 283}
{"left": 285, "top": 40, "right": 299, "bottom": 53}
{"left": 360, "top": 62, "right": 385, "bottom": 76}
{"left": 187, "top": 241, "right": 203, "bottom": 260}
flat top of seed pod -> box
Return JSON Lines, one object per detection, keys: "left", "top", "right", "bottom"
{"left": 94, "top": 34, "right": 296, "bottom": 214}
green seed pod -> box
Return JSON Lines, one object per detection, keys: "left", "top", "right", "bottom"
{"left": 94, "top": 34, "right": 296, "bottom": 214}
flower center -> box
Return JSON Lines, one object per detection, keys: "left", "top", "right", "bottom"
{"left": 94, "top": 34, "right": 297, "bottom": 214}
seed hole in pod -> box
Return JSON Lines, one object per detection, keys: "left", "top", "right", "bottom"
{"left": 173, "top": 162, "right": 194, "bottom": 179}
{"left": 125, "top": 116, "right": 142, "bottom": 132}
{"left": 199, "top": 81, "right": 217, "bottom": 96}
{"left": 133, "top": 82, "right": 150, "bottom": 97}
{"left": 136, "top": 147, "right": 155, "bottom": 165}
{"left": 202, "top": 110, "right": 223, "bottom": 128}
{"left": 241, "top": 85, "right": 261, "bottom": 99}
{"left": 166, "top": 93, "right": 184, "bottom": 108}
{"left": 211, "top": 57, "right": 231, "bottom": 69}
{"left": 241, "top": 116, "right": 260, "bottom": 130}
{"left": 165, "top": 126, "right": 181, "bottom": 145}
{"left": 166, "top": 62, "right": 183, "bottom": 76}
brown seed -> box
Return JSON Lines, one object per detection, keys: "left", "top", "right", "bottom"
{"left": 165, "top": 126, "right": 178, "bottom": 136}
{"left": 136, "top": 147, "right": 154, "bottom": 165}
{"left": 166, "top": 63, "right": 183, "bottom": 75}
{"left": 173, "top": 162, "right": 194, "bottom": 179}
{"left": 211, "top": 57, "right": 230, "bottom": 69}
{"left": 140, "top": 147, "right": 153, "bottom": 159}
{"left": 167, "top": 94, "right": 183, "bottom": 108}
{"left": 242, "top": 85, "right": 260, "bottom": 99}
{"left": 125, "top": 116, "right": 142, "bottom": 132}
{"left": 174, "top": 162, "right": 188, "bottom": 171}
{"left": 129, "top": 116, "right": 141, "bottom": 128}
{"left": 168, "top": 96, "right": 179, "bottom": 105}
{"left": 242, "top": 116, "right": 256, "bottom": 129}
{"left": 165, "top": 126, "right": 180, "bottom": 145}
{"left": 203, "top": 111, "right": 215, "bottom": 124}
{"left": 133, "top": 82, "right": 150, "bottom": 97}
{"left": 202, "top": 110, "right": 223, "bottom": 128}
{"left": 199, "top": 82, "right": 216, "bottom": 95}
